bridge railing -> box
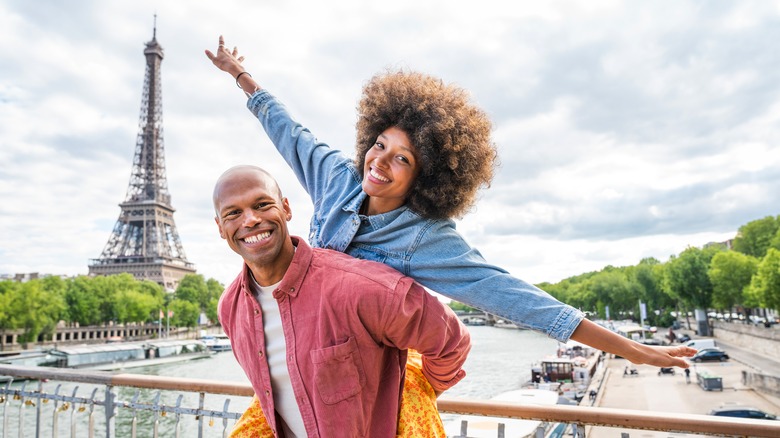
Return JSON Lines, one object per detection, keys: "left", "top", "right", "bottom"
{"left": 2, "top": 364, "right": 779, "bottom": 438}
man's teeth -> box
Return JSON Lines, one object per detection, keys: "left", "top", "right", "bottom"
{"left": 244, "top": 232, "right": 270, "bottom": 243}
{"left": 370, "top": 169, "right": 390, "bottom": 182}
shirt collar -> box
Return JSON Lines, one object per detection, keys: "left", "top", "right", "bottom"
{"left": 343, "top": 190, "right": 367, "bottom": 213}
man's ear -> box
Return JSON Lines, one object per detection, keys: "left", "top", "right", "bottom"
{"left": 282, "top": 197, "right": 292, "bottom": 221}
{"left": 215, "top": 217, "right": 226, "bottom": 239}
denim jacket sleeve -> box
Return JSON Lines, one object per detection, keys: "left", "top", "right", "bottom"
{"left": 246, "top": 90, "right": 351, "bottom": 205}
{"left": 409, "top": 219, "right": 584, "bottom": 342}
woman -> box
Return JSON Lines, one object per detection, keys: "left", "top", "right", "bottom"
{"left": 206, "top": 36, "right": 695, "bottom": 437}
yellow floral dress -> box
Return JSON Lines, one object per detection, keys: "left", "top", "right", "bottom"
{"left": 229, "top": 351, "right": 445, "bottom": 437}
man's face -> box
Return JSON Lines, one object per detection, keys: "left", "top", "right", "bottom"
{"left": 213, "top": 168, "right": 293, "bottom": 283}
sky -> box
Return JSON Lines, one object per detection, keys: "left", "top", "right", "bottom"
{"left": 2, "top": 0, "right": 780, "bottom": 289}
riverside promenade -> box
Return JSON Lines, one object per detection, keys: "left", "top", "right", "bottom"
{"left": 587, "top": 336, "right": 780, "bottom": 437}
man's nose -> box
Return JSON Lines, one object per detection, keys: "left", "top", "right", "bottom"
{"left": 242, "top": 210, "right": 262, "bottom": 227}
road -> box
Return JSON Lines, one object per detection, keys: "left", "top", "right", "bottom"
{"left": 587, "top": 336, "right": 780, "bottom": 437}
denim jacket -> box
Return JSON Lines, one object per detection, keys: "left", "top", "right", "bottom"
{"left": 247, "top": 90, "right": 583, "bottom": 342}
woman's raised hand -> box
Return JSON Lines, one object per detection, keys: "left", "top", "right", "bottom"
{"left": 205, "top": 35, "right": 245, "bottom": 76}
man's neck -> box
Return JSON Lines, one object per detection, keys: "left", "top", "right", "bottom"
{"left": 248, "top": 242, "right": 296, "bottom": 286}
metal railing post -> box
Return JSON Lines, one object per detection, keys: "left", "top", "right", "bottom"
{"left": 221, "top": 399, "right": 231, "bottom": 438}
{"left": 198, "top": 392, "right": 205, "bottom": 438}
{"left": 17, "top": 381, "right": 27, "bottom": 438}
{"left": 36, "top": 379, "right": 42, "bottom": 437}
{"left": 2, "top": 380, "right": 10, "bottom": 438}
{"left": 51, "top": 384, "right": 62, "bottom": 438}
{"left": 129, "top": 391, "right": 140, "bottom": 438}
{"left": 104, "top": 386, "right": 115, "bottom": 438}
{"left": 174, "top": 394, "right": 184, "bottom": 438}
{"left": 69, "top": 386, "right": 79, "bottom": 438}
{"left": 87, "top": 387, "right": 98, "bottom": 438}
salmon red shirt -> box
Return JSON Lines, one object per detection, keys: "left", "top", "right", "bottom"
{"left": 218, "top": 236, "right": 470, "bottom": 437}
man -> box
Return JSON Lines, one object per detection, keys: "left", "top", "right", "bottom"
{"left": 214, "top": 165, "right": 471, "bottom": 437}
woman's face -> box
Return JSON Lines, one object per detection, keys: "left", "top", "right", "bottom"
{"left": 361, "top": 126, "right": 420, "bottom": 215}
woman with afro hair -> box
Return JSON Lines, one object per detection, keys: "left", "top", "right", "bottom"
{"left": 206, "top": 36, "right": 695, "bottom": 437}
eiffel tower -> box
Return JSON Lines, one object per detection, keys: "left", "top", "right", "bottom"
{"left": 89, "top": 22, "right": 196, "bottom": 291}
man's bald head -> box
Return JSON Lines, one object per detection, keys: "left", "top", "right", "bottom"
{"left": 212, "top": 165, "right": 284, "bottom": 215}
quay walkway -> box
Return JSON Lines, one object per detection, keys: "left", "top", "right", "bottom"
{"left": 588, "top": 336, "right": 780, "bottom": 437}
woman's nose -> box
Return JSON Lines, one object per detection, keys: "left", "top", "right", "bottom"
{"left": 373, "top": 152, "right": 390, "bottom": 168}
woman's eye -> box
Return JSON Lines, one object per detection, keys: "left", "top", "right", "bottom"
{"left": 374, "top": 142, "right": 384, "bottom": 150}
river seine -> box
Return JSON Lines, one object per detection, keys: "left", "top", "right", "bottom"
{"left": 7, "top": 326, "right": 559, "bottom": 436}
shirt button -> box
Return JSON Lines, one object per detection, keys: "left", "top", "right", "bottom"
{"left": 265, "top": 390, "right": 270, "bottom": 397}
{"left": 289, "top": 287, "right": 295, "bottom": 293}
{"left": 258, "top": 351, "right": 263, "bottom": 357}
{"left": 254, "top": 309, "right": 259, "bottom": 315}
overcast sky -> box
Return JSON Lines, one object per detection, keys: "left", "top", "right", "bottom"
{"left": 2, "top": 0, "right": 779, "bottom": 289}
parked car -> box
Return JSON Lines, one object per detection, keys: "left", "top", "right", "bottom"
{"left": 683, "top": 338, "right": 717, "bottom": 350}
{"left": 691, "top": 348, "right": 729, "bottom": 362}
{"left": 709, "top": 405, "right": 777, "bottom": 420}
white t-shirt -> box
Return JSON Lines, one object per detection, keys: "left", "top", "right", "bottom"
{"left": 249, "top": 274, "right": 306, "bottom": 437}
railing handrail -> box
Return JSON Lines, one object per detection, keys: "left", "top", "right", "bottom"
{"left": 3, "top": 364, "right": 780, "bottom": 437}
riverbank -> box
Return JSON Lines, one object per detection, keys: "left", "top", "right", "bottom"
{"left": 587, "top": 344, "right": 780, "bottom": 437}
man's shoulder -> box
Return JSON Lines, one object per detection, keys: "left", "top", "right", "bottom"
{"left": 218, "top": 271, "right": 247, "bottom": 309}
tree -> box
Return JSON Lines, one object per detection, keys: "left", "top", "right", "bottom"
{"left": 664, "top": 246, "right": 720, "bottom": 309}
{"left": 0, "top": 282, "right": 18, "bottom": 341}
{"left": 583, "top": 268, "right": 636, "bottom": 319}
{"left": 708, "top": 251, "right": 758, "bottom": 310}
{"left": 10, "top": 281, "right": 66, "bottom": 344}
{"left": 749, "top": 248, "right": 780, "bottom": 310}
{"left": 65, "top": 276, "right": 102, "bottom": 326}
{"left": 175, "top": 274, "right": 210, "bottom": 311}
{"left": 733, "top": 215, "right": 780, "bottom": 258}
{"left": 116, "top": 289, "right": 163, "bottom": 324}
{"left": 664, "top": 246, "right": 721, "bottom": 335}
{"left": 168, "top": 299, "right": 200, "bottom": 327}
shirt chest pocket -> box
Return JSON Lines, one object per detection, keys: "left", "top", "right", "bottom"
{"left": 309, "top": 336, "right": 366, "bottom": 405}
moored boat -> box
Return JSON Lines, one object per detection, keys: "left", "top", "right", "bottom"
{"left": 199, "top": 333, "right": 232, "bottom": 352}
{"left": 45, "top": 339, "right": 212, "bottom": 370}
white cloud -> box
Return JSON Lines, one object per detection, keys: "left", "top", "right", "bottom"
{"left": 2, "top": 0, "right": 779, "bottom": 288}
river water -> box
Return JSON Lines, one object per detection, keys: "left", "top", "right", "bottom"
{"left": 4, "top": 326, "right": 559, "bottom": 436}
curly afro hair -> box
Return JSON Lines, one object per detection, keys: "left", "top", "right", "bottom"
{"left": 355, "top": 69, "right": 498, "bottom": 220}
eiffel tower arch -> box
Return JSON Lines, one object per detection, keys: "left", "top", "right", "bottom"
{"left": 89, "top": 23, "right": 196, "bottom": 291}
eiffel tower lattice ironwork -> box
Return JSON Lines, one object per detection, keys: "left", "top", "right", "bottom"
{"left": 89, "top": 24, "right": 195, "bottom": 291}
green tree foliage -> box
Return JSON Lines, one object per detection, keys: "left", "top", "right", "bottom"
{"left": 708, "top": 251, "right": 758, "bottom": 309}
{"left": 583, "top": 268, "right": 637, "bottom": 318}
{"left": 175, "top": 274, "right": 211, "bottom": 311}
{"left": 749, "top": 248, "right": 780, "bottom": 310}
{"left": 0, "top": 274, "right": 223, "bottom": 334}
{"left": 447, "top": 301, "right": 478, "bottom": 312}
{"left": 169, "top": 299, "right": 200, "bottom": 327}
{"left": 65, "top": 276, "right": 103, "bottom": 325}
{"left": 663, "top": 246, "right": 721, "bottom": 309}
{"left": 733, "top": 215, "right": 780, "bottom": 258}
{"left": 9, "top": 281, "right": 66, "bottom": 343}
{"left": 0, "top": 282, "right": 18, "bottom": 332}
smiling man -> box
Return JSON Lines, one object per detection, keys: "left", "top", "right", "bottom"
{"left": 213, "top": 165, "right": 471, "bottom": 437}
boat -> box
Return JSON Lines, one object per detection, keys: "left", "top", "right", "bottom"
{"left": 528, "top": 341, "right": 600, "bottom": 401}
{"left": 199, "top": 333, "right": 232, "bottom": 352}
{"left": 45, "top": 339, "right": 212, "bottom": 370}
{"left": 443, "top": 388, "right": 560, "bottom": 437}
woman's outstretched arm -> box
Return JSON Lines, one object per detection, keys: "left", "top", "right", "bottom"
{"left": 571, "top": 319, "right": 696, "bottom": 368}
